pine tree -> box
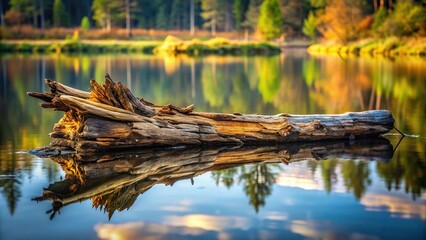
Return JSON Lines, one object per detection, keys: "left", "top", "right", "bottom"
{"left": 81, "top": 16, "right": 90, "bottom": 32}
{"left": 234, "top": 0, "right": 249, "bottom": 30}
{"left": 258, "top": 0, "right": 283, "bottom": 40}
{"left": 201, "top": 0, "right": 218, "bottom": 35}
{"left": 155, "top": 0, "right": 171, "bottom": 29}
{"left": 243, "top": 0, "right": 262, "bottom": 31}
{"left": 53, "top": 0, "right": 68, "bottom": 27}
{"left": 302, "top": 11, "right": 317, "bottom": 41}
{"left": 92, "top": 0, "right": 124, "bottom": 31}
{"left": 221, "top": 0, "right": 234, "bottom": 32}
{"left": 170, "top": 0, "right": 189, "bottom": 30}
{"left": 92, "top": 0, "right": 109, "bottom": 30}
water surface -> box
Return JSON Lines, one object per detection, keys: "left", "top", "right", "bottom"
{"left": 0, "top": 51, "right": 425, "bottom": 240}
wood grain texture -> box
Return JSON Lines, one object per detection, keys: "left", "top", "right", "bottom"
{"left": 27, "top": 75, "right": 395, "bottom": 153}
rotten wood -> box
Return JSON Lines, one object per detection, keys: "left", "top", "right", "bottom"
{"left": 27, "top": 74, "right": 395, "bottom": 153}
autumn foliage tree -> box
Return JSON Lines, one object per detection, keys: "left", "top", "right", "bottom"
{"left": 377, "top": 1, "right": 426, "bottom": 37}
{"left": 317, "top": 0, "right": 366, "bottom": 43}
{"left": 4, "top": 9, "right": 23, "bottom": 26}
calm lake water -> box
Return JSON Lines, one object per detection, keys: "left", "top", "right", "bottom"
{"left": 0, "top": 51, "right": 425, "bottom": 240}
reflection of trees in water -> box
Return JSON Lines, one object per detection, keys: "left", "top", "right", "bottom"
{"left": 0, "top": 177, "right": 21, "bottom": 215}
{"left": 201, "top": 57, "right": 232, "bottom": 107}
{"left": 3, "top": 53, "right": 426, "bottom": 217}
{"left": 240, "top": 164, "right": 280, "bottom": 213}
{"left": 256, "top": 56, "right": 281, "bottom": 103}
{"left": 32, "top": 138, "right": 425, "bottom": 221}
{"left": 212, "top": 163, "right": 281, "bottom": 212}
{"left": 212, "top": 168, "right": 238, "bottom": 189}
{"left": 0, "top": 56, "right": 80, "bottom": 215}
{"left": 0, "top": 155, "right": 22, "bottom": 215}
{"left": 298, "top": 153, "right": 426, "bottom": 201}
{"left": 376, "top": 147, "right": 426, "bottom": 200}
{"left": 320, "top": 159, "right": 338, "bottom": 193}
{"left": 341, "top": 161, "right": 371, "bottom": 199}
{"left": 0, "top": 153, "right": 25, "bottom": 215}
{"left": 7, "top": 53, "right": 424, "bottom": 134}
{"left": 307, "top": 159, "right": 372, "bottom": 199}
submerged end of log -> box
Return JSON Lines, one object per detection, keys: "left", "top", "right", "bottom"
{"left": 28, "top": 74, "right": 395, "bottom": 153}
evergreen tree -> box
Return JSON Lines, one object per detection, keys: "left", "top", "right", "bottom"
{"left": 136, "top": 0, "right": 156, "bottom": 28}
{"left": 243, "top": 0, "right": 262, "bottom": 31}
{"left": 155, "top": 0, "right": 171, "bottom": 29}
{"left": 303, "top": 11, "right": 317, "bottom": 41}
{"left": 0, "top": 0, "right": 4, "bottom": 25}
{"left": 170, "top": 0, "right": 189, "bottom": 30}
{"left": 81, "top": 16, "right": 90, "bottom": 32}
{"left": 92, "top": 0, "right": 124, "bottom": 31}
{"left": 258, "top": 0, "right": 283, "bottom": 40}
{"left": 53, "top": 0, "right": 68, "bottom": 27}
{"left": 201, "top": 0, "right": 219, "bottom": 35}
{"left": 92, "top": 0, "right": 109, "bottom": 30}
{"left": 234, "top": 0, "right": 249, "bottom": 30}
{"left": 221, "top": 0, "right": 234, "bottom": 32}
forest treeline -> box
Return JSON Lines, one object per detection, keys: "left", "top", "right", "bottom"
{"left": 0, "top": 0, "right": 425, "bottom": 42}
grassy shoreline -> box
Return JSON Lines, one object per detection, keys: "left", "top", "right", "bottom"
{"left": 0, "top": 37, "right": 281, "bottom": 55}
{"left": 308, "top": 37, "right": 426, "bottom": 57}
{"left": 1, "top": 40, "right": 160, "bottom": 54}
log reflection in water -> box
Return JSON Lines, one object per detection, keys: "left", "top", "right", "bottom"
{"left": 32, "top": 138, "right": 393, "bottom": 219}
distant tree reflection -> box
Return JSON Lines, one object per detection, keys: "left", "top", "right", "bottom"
{"left": 320, "top": 159, "right": 338, "bottom": 193}
{"left": 213, "top": 163, "right": 280, "bottom": 213}
{"left": 240, "top": 164, "right": 279, "bottom": 212}
{"left": 0, "top": 176, "right": 21, "bottom": 215}
{"left": 376, "top": 149, "right": 426, "bottom": 200}
{"left": 212, "top": 168, "right": 238, "bottom": 189}
{"left": 341, "top": 161, "right": 371, "bottom": 199}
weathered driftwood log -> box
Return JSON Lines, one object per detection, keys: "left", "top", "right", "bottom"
{"left": 32, "top": 139, "right": 393, "bottom": 219}
{"left": 28, "top": 74, "right": 394, "bottom": 153}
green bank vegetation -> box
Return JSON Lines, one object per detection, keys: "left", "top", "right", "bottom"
{"left": 0, "top": 35, "right": 280, "bottom": 55}
{"left": 154, "top": 36, "right": 280, "bottom": 55}
{"left": 0, "top": 39, "right": 160, "bottom": 54}
{"left": 308, "top": 37, "right": 426, "bottom": 56}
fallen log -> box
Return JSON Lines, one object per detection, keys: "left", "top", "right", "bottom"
{"left": 28, "top": 74, "right": 394, "bottom": 153}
